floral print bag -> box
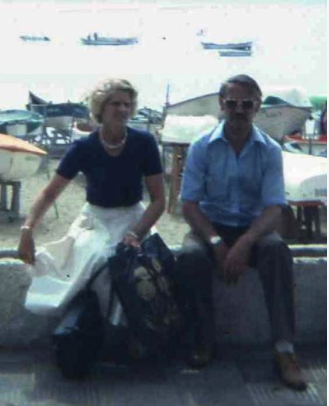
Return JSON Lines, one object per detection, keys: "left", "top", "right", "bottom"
{"left": 109, "top": 233, "right": 183, "bottom": 359}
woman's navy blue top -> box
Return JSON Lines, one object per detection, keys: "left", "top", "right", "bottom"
{"left": 56, "top": 127, "right": 163, "bottom": 208}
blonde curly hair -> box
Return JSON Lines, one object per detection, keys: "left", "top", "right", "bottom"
{"left": 87, "top": 79, "right": 138, "bottom": 124}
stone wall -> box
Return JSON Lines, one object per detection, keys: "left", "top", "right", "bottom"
{"left": 0, "top": 247, "right": 326, "bottom": 347}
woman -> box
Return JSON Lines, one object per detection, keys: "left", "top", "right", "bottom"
{"left": 18, "top": 79, "right": 165, "bottom": 317}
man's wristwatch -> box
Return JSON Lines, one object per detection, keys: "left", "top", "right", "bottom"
{"left": 209, "top": 235, "right": 221, "bottom": 246}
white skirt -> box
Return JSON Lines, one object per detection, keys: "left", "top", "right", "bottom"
{"left": 24, "top": 202, "right": 145, "bottom": 321}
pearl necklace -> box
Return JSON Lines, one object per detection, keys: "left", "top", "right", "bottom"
{"left": 100, "top": 128, "right": 127, "bottom": 150}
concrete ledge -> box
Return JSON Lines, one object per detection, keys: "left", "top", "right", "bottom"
{"left": 0, "top": 259, "right": 59, "bottom": 348}
{"left": 0, "top": 247, "right": 327, "bottom": 347}
{"left": 212, "top": 257, "right": 327, "bottom": 345}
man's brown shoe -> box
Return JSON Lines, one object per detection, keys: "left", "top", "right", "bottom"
{"left": 274, "top": 351, "right": 308, "bottom": 391}
{"left": 187, "top": 344, "right": 215, "bottom": 369}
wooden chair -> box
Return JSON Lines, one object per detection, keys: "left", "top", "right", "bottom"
{"left": 164, "top": 141, "right": 189, "bottom": 215}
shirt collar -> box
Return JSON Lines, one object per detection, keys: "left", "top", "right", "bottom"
{"left": 209, "top": 121, "right": 266, "bottom": 145}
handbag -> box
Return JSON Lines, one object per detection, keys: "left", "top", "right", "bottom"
{"left": 109, "top": 233, "right": 183, "bottom": 359}
{"left": 53, "top": 264, "right": 107, "bottom": 379}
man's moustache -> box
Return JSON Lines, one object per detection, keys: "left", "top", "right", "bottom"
{"left": 233, "top": 115, "right": 247, "bottom": 120}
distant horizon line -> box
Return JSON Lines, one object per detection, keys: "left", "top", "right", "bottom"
{"left": 0, "top": 0, "right": 326, "bottom": 4}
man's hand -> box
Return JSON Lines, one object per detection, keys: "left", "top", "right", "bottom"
{"left": 222, "top": 236, "right": 253, "bottom": 285}
{"left": 18, "top": 230, "right": 35, "bottom": 265}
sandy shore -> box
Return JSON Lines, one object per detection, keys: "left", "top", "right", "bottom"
{"left": 1, "top": 158, "right": 326, "bottom": 251}
{"left": 0, "top": 159, "right": 189, "bottom": 251}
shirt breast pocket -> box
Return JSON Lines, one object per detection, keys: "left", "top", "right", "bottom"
{"left": 205, "top": 171, "right": 227, "bottom": 200}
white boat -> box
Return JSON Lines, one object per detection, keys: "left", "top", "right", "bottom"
{"left": 80, "top": 35, "right": 138, "bottom": 46}
{"left": 163, "top": 87, "right": 312, "bottom": 142}
{"left": 284, "top": 135, "right": 327, "bottom": 156}
{"left": 283, "top": 151, "right": 327, "bottom": 204}
{"left": 219, "top": 49, "right": 252, "bottom": 57}
{"left": 160, "top": 115, "right": 218, "bottom": 144}
{"left": 202, "top": 41, "right": 252, "bottom": 51}
{"left": 0, "top": 133, "right": 47, "bottom": 181}
{"left": 20, "top": 35, "right": 50, "bottom": 42}
{"left": 27, "top": 92, "right": 90, "bottom": 133}
{"left": 0, "top": 109, "right": 44, "bottom": 139}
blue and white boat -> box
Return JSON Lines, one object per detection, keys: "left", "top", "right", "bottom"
{"left": 202, "top": 40, "right": 252, "bottom": 51}
{"left": 0, "top": 109, "right": 44, "bottom": 139}
{"left": 219, "top": 49, "right": 252, "bottom": 57}
{"left": 20, "top": 35, "right": 50, "bottom": 42}
{"left": 81, "top": 34, "right": 138, "bottom": 46}
{"left": 27, "top": 92, "right": 90, "bottom": 132}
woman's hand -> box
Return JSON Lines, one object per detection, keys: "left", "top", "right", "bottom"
{"left": 122, "top": 231, "right": 141, "bottom": 248}
{"left": 18, "top": 229, "right": 36, "bottom": 265}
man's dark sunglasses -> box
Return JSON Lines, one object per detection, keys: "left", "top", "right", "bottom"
{"left": 223, "top": 99, "right": 256, "bottom": 110}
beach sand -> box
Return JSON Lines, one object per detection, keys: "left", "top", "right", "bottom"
{"left": 1, "top": 158, "right": 326, "bottom": 251}
{"left": 0, "top": 159, "right": 189, "bottom": 251}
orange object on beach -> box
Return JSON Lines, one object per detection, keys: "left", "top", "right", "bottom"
{"left": 0, "top": 133, "right": 47, "bottom": 156}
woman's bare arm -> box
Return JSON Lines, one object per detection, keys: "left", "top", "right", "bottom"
{"left": 122, "top": 173, "right": 166, "bottom": 246}
{"left": 18, "top": 174, "right": 71, "bottom": 264}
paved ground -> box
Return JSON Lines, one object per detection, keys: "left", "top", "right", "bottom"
{"left": 0, "top": 344, "right": 326, "bottom": 406}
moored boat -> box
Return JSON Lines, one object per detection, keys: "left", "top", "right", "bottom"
{"left": 20, "top": 35, "right": 50, "bottom": 42}
{"left": 202, "top": 41, "right": 252, "bottom": 51}
{"left": 128, "top": 107, "right": 163, "bottom": 134}
{"left": 282, "top": 151, "right": 327, "bottom": 204}
{"left": 0, "top": 110, "right": 44, "bottom": 139}
{"left": 0, "top": 133, "right": 47, "bottom": 181}
{"left": 285, "top": 134, "right": 327, "bottom": 156}
{"left": 80, "top": 34, "right": 138, "bottom": 46}
{"left": 219, "top": 49, "right": 252, "bottom": 57}
{"left": 27, "top": 92, "right": 90, "bottom": 132}
{"left": 163, "top": 87, "right": 312, "bottom": 143}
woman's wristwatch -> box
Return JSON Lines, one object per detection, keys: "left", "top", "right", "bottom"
{"left": 209, "top": 235, "right": 221, "bottom": 246}
{"left": 20, "top": 226, "right": 32, "bottom": 232}
{"left": 126, "top": 230, "right": 140, "bottom": 240}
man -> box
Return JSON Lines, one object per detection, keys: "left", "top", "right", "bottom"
{"left": 176, "top": 74, "right": 307, "bottom": 391}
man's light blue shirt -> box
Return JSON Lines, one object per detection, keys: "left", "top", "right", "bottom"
{"left": 181, "top": 121, "right": 287, "bottom": 227}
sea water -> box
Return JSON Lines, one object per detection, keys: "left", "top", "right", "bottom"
{"left": 0, "top": 1, "right": 326, "bottom": 112}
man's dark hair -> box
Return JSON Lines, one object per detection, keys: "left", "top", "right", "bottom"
{"left": 219, "top": 74, "right": 262, "bottom": 99}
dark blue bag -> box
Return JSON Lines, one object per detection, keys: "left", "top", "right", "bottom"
{"left": 109, "top": 233, "right": 183, "bottom": 359}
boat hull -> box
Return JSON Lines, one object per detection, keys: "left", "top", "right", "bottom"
{"left": 0, "top": 149, "right": 44, "bottom": 181}
{"left": 0, "top": 133, "right": 47, "bottom": 181}
{"left": 202, "top": 41, "right": 252, "bottom": 50}
{"left": 219, "top": 50, "right": 252, "bottom": 57}
{"left": 29, "top": 102, "right": 89, "bottom": 131}
{"left": 20, "top": 35, "right": 50, "bottom": 42}
{"left": 0, "top": 110, "right": 44, "bottom": 138}
{"left": 164, "top": 92, "right": 312, "bottom": 142}
{"left": 285, "top": 136, "right": 327, "bottom": 156}
{"left": 81, "top": 37, "right": 138, "bottom": 46}
{"left": 283, "top": 151, "right": 327, "bottom": 204}
{"left": 255, "top": 106, "right": 311, "bottom": 142}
